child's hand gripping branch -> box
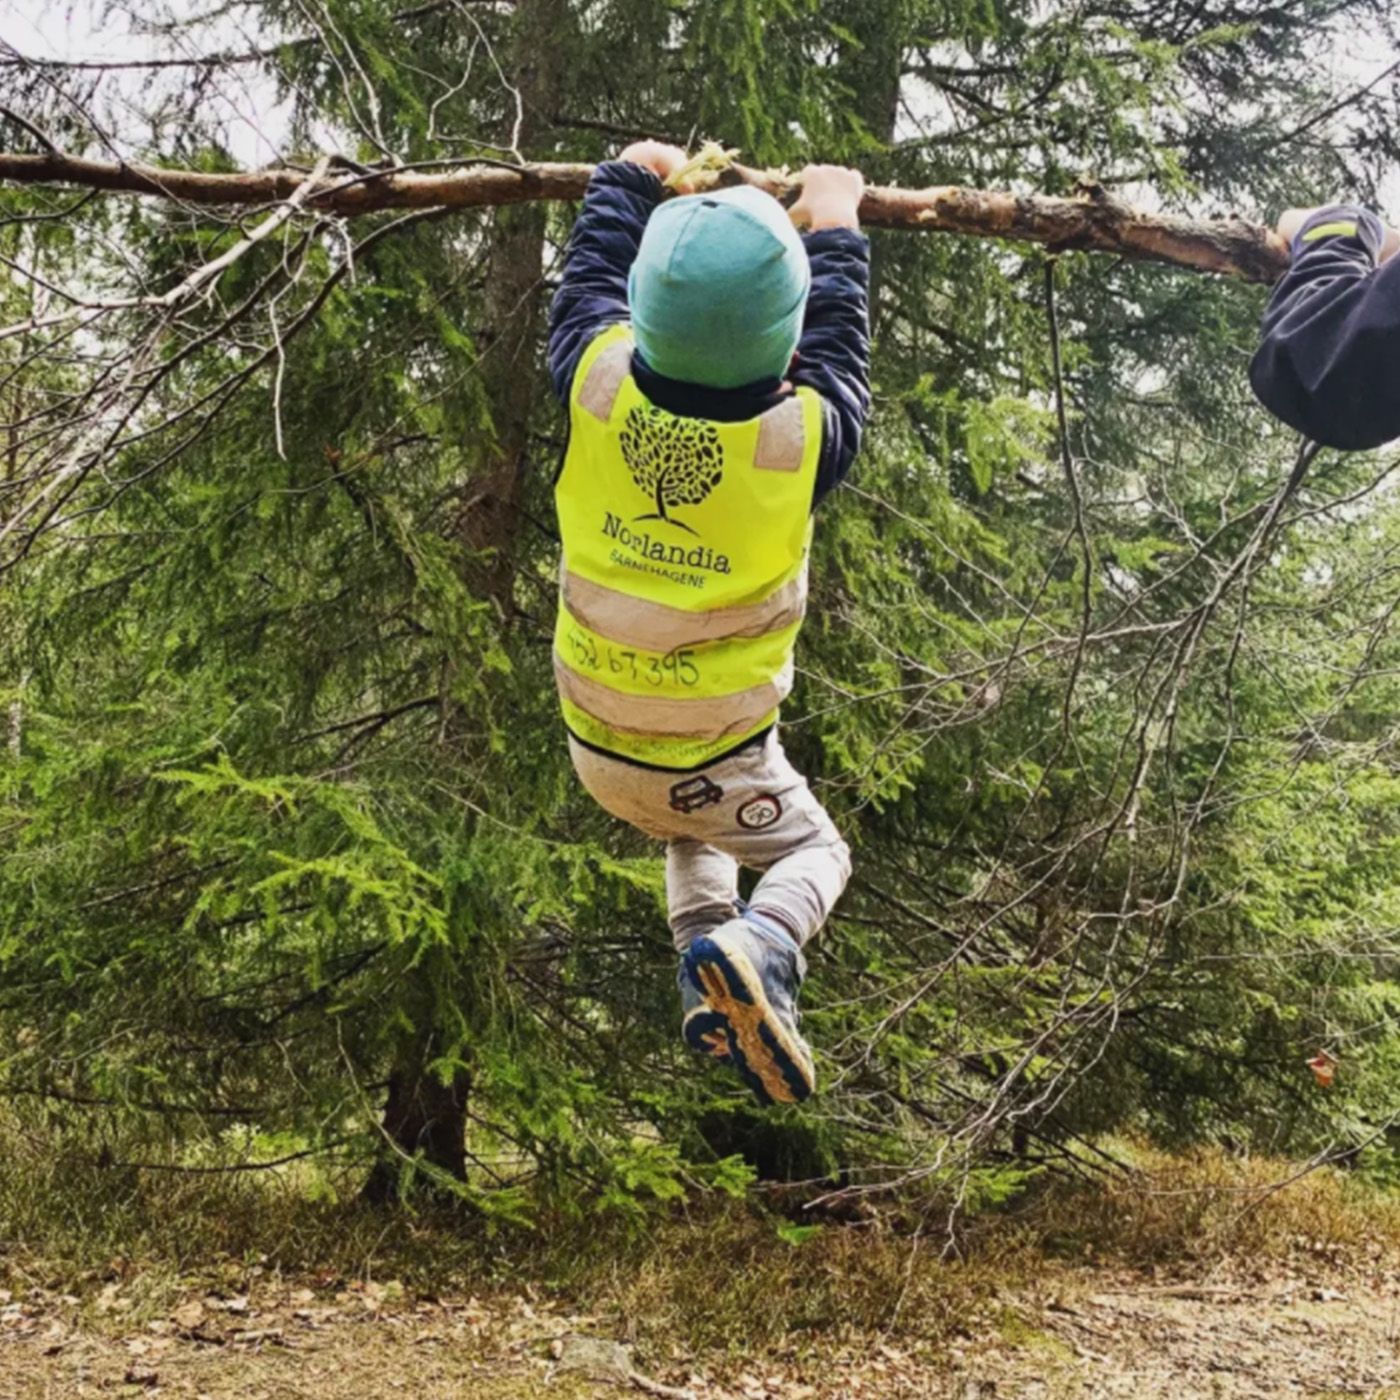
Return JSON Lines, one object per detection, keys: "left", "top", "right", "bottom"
{"left": 546, "top": 147, "right": 871, "bottom": 1107}
{"left": 1250, "top": 204, "right": 1400, "bottom": 450}
{"left": 789, "top": 164, "right": 866, "bottom": 232}
{"left": 613, "top": 140, "right": 695, "bottom": 191}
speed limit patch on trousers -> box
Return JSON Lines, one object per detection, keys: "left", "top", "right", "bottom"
{"left": 736, "top": 794, "right": 783, "bottom": 830}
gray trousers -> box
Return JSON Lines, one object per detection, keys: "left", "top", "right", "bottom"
{"left": 568, "top": 729, "right": 851, "bottom": 952}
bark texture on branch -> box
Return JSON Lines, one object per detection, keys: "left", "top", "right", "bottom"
{"left": 0, "top": 149, "right": 1290, "bottom": 282}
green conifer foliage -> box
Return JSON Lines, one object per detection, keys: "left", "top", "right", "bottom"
{"left": 3, "top": 0, "right": 1400, "bottom": 1214}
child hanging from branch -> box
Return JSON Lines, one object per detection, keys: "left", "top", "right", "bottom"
{"left": 546, "top": 142, "right": 871, "bottom": 1105}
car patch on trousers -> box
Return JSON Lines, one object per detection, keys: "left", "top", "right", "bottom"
{"left": 736, "top": 794, "right": 782, "bottom": 830}
{"left": 669, "top": 775, "right": 724, "bottom": 814}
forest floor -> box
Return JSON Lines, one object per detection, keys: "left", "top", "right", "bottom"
{"left": 4, "top": 1255, "right": 1400, "bottom": 1399}
{"left": 6, "top": 1145, "right": 1400, "bottom": 1398}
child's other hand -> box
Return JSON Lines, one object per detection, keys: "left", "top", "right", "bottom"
{"left": 617, "top": 141, "right": 693, "bottom": 191}
{"left": 789, "top": 165, "right": 866, "bottom": 231}
{"left": 1277, "top": 205, "right": 1400, "bottom": 263}
{"left": 1275, "top": 206, "right": 1317, "bottom": 246}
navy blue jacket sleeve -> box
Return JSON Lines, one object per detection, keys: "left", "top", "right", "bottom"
{"left": 547, "top": 160, "right": 665, "bottom": 405}
{"left": 791, "top": 228, "right": 872, "bottom": 506}
{"left": 1249, "top": 206, "right": 1400, "bottom": 451}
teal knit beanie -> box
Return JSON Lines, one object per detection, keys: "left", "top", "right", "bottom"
{"left": 628, "top": 186, "right": 810, "bottom": 389}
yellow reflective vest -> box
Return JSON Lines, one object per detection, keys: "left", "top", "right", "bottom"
{"left": 553, "top": 324, "right": 822, "bottom": 770}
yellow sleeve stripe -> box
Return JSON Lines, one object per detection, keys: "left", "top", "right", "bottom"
{"left": 1301, "top": 220, "right": 1359, "bottom": 243}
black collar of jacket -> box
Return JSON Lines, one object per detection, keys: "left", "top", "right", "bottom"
{"left": 631, "top": 349, "right": 795, "bottom": 422}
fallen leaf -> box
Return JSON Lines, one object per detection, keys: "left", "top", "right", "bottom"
{"left": 1307, "top": 1051, "right": 1337, "bottom": 1087}
{"left": 172, "top": 1301, "right": 207, "bottom": 1332}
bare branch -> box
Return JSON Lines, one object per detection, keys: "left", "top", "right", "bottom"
{"left": 0, "top": 107, "right": 60, "bottom": 158}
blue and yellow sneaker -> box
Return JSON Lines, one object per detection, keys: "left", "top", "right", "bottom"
{"left": 682, "top": 915, "right": 815, "bottom": 1105}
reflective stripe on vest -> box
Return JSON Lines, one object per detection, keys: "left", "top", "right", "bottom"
{"left": 553, "top": 324, "right": 821, "bottom": 769}
{"left": 553, "top": 656, "right": 789, "bottom": 739}
{"left": 561, "top": 565, "right": 808, "bottom": 654}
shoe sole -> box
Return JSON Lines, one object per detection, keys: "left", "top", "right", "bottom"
{"left": 683, "top": 936, "right": 815, "bottom": 1106}
{"left": 682, "top": 1006, "right": 735, "bottom": 1066}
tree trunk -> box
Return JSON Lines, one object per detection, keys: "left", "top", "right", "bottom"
{"left": 368, "top": 0, "right": 569, "bottom": 1199}
{"left": 840, "top": 2, "right": 904, "bottom": 335}
{"left": 457, "top": 0, "right": 569, "bottom": 610}
{"left": 458, "top": 200, "right": 550, "bottom": 609}
{"left": 845, "top": 1, "right": 903, "bottom": 155}
{"left": 362, "top": 1038, "right": 472, "bottom": 1204}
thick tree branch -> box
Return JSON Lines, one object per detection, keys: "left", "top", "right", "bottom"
{"left": 0, "top": 150, "right": 1290, "bottom": 281}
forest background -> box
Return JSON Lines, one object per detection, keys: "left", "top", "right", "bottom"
{"left": 4, "top": 0, "right": 1400, "bottom": 1245}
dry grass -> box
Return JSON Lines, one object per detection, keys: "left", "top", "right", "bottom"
{"left": 1, "top": 1329, "right": 610, "bottom": 1400}
{"left": 1019, "top": 1141, "right": 1400, "bottom": 1276}
{"left": 6, "top": 1127, "right": 1400, "bottom": 1399}
{"left": 3, "top": 1121, "right": 1399, "bottom": 1363}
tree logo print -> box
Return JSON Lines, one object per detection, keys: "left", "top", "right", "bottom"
{"left": 619, "top": 405, "right": 724, "bottom": 536}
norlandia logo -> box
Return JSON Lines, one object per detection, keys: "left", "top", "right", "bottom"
{"left": 602, "top": 513, "right": 732, "bottom": 574}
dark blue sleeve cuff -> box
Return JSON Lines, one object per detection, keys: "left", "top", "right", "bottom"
{"left": 589, "top": 160, "right": 667, "bottom": 202}
{"left": 1292, "top": 205, "right": 1386, "bottom": 263}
